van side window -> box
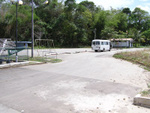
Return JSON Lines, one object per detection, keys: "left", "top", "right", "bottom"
{"left": 101, "top": 42, "right": 104, "bottom": 45}
{"left": 106, "top": 42, "right": 108, "bottom": 45}
{"left": 96, "top": 41, "right": 100, "bottom": 45}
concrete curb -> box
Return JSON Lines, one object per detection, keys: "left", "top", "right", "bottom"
{"left": 61, "top": 50, "right": 89, "bottom": 55}
{"left": 0, "top": 61, "right": 44, "bottom": 69}
{"left": 134, "top": 94, "right": 150, "bottom": 108}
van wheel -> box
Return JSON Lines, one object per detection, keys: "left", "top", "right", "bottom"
{"left": 95, "top": 50, "right": 98, "bottom": 52}
{"left": 103, "top": 48, "right": 105, "bottom": 52}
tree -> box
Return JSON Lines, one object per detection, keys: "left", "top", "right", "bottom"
{"left": 2, "top": 4, "right": 39, "bottom": 41}
{"left": 65, "top": 0, "right": 76, "bottom": 12}
{"left": 122, "top": 8, "right": 131, "bottom": 15}
{"left": 122, "top": 7, "right": 132, "bottom": 30}
{"left": 115, "top": 12, "right": 128, "bottom": 32}
{"left": 79, "top": 1, "right": 96, "bottom": 12}
{"left": 128, "top": 28, "right": 143, "bottom": 46}
{"left": 101, "top": 27, "right": 118, "bottom": 39}
{"left": 0, "top": 0, "right": 4, "bottom": 4}
{"left": 0, "top": 3, "right": 9, "bottom": 38}
{"left": 35, "top": 0, "right": 64, "bottom": 45}
{"left": 142, "top": 17, "right": 150, "bottom": 31}
{"left": 94, "top": 10, "right": 107, "bottom": 39}
{"left": 74, "top": 4, "right": 93, "bottom": 45}
{"left": 131, "top": 7, "right": 149, "bottom": 30}
{"left": 142, "top": 29, "right": 150, "bottom": 45}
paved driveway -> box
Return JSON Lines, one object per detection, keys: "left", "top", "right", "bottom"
{"left": 0, "top": 48, "right": 150, "bottom": 113}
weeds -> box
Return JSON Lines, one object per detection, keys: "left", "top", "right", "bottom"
{"left": 113, "top": 49, "right": 150, "bottom": 69}
{"left": 141, "top": 90, "right": 150, "bottom": 97}
{"left": 29, "top": 57, "right": 62, "bottom": 63}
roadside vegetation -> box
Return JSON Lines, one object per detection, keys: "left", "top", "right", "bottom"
{"left": 141, "top": 83, "right": 150, "bottom": 97}
{"left": 113, "top": 49, "right": 150, "bottom": 70}
{"left": 141, "top": 89, "right": 150, "bottom": 97}
{"left": 29, "top": 57, "right": 62, "bottom": 63}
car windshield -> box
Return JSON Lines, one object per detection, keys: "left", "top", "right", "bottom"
{"left": 92, "top": 41, "right": 95, "bottom": 45}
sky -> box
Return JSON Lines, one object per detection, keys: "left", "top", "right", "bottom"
{"left": 76, "top": 0, "right": 150, "bottom": 13}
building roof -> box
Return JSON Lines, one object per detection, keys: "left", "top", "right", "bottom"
{"left": 110, "top": 38, "right": 133, "bottom": 41}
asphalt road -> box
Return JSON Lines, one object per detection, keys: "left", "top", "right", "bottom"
{"left": 0, "top": 48, "right": 150, "bottom": 113}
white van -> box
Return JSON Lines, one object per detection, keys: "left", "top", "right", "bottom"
{"left": 91, "top": 39, "right": 111, "bottom": 52}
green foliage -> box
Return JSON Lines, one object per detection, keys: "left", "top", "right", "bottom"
{"left": 79, "top": 1, "right": 96, "bottom": 12}
{"left": 94, "top": 10, "right": 107, "bottom": 39}
{"left": 122, "top": 8, "right": 131, "bottom": 15}
{"left": 0, "top": 0, "right": 4, "bottom": 4}
{"left": 101, "top": 27, "right": 118, "bottom": 39}
{"left": 1, "top": 1, "right": 150, "bottom": 47}
{"left": 113, "top": 50, "right": 150, "bottom": 69}
{"left": 141, "top": 90, "right": 150, "bottom": 97}
{"left": 29, "top": 57, "right": 62, "bottom": 63}
{"left": 2, "top": 4, "right": 39, "bottom": 41}
{"left": 131, "top": 7, "right": 149, "bottom": 30}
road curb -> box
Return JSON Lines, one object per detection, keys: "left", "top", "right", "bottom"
{"left": 0, "top": 61, "right": 44, "bottom": 69}
{"left": 134, "top": 94, "right": 150, "bottom": 108}
{"left": 61, "top": 50, "right": 88, "bottom": 55}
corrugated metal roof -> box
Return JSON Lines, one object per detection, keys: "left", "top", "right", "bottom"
{"left": 110, "top": 38, "right": 133, "bottom": 41}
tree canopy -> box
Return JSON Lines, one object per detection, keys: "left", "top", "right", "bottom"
{"left": 0, "top": 0, "right": 150, "bottom": 47}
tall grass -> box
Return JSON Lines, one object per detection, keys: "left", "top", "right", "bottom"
{"left": 113, "top": 49, "right": 150, "bottom": 70}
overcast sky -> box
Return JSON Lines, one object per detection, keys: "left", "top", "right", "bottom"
{"left": 76, "top": 0, "right": 150, "bottom": 13}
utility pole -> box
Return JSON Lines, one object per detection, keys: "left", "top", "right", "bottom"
{"left": 31, "top": 0, "right": 34, "bottom": 58}
{"left": 15, "top": 0, "right": 18, "bottom": 62}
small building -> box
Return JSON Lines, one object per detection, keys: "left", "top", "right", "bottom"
{"left": 110, "top": 38, "right": 133, "bottom": 48}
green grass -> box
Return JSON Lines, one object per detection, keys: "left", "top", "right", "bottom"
{"left": 29, "top": 57, "right": 62, "bottom": 63}
{"left": 113, "top": 49, "right": 150, "bottom": 70}
{"left": 141, "top": 90, "right": 150, "bottom": 97}
{"left": 136, "top": 45, "right": 150, "bottom": 48}
{"left": 50, "top": 59, "right": 62, "bottom": 63}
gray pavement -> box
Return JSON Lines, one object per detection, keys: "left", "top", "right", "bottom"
{"left": 0, "top": 48, "right": 150, "bottom": 113}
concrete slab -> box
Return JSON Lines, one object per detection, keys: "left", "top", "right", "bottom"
{"left": 0, "top": 104, "right": 20, "bottom": 113}
{"left": 134, "top": 94, "right": 150, "bottom": 108}
{"left": 0, "top": 61, "right": 43, "bottom": 69}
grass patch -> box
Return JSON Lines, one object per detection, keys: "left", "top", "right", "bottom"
{"left": 29, "top": 57, "right": 46, "bottom": 62}
{"left": 141, "top": 90, "right": 150, "bottom": 97}
{"left": 29, "top": 57, "right": 62, "bottom": 63}
{"left": 50, "top": 59, "right": 62, "bottom": 63}
{"left": 113, "top": 49, "right": 150, "bottom": 70}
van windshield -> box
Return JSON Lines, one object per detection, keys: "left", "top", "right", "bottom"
{"left": 93, "top": 41, "right": 100, "bottom": 45}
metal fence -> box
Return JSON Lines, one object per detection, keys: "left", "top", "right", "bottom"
{"left": 0, "top": 47, "right": 30, "bottom": 64}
